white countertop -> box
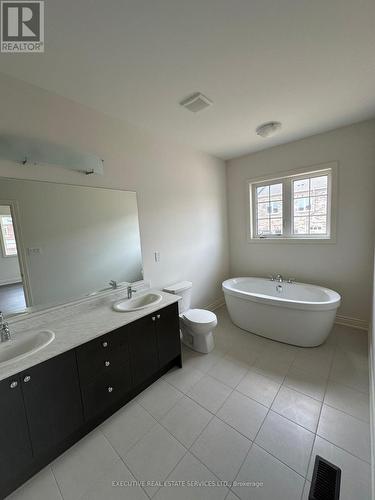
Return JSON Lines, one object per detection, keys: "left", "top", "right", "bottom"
{"left": 0, "top": 289, "right": 180, "bottom": 382}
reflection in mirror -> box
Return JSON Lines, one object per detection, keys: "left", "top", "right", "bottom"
{"left": 0, "top": 178, "right": 143, "bottom": 316}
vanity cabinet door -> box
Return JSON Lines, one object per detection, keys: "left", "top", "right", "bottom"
{"left": 21, "top": 350, "right": 84, "bottom": 456}
{"left": 156, "top": 303, "right": 181, "bottom": 367}
{"left": 128, "top": 314, "right": 159, "bottom": 387}
{"left": 0, "top": 375, "right": 33, "bottom": 495}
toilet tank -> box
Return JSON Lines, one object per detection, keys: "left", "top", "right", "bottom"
{"left": 163, "top": 281, "right": 192, "bottom": 314}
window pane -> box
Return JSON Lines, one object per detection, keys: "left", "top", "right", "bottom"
{"left": 257, "top": 185, "right": 269, "bottom": 202}
{"left": 310, "top": 176, "right": 328, "bottom": 196}
{"left": 0, "top": 215, "right": 17, "bottom": 256}
{"left": 293, "top": 216, "right": 309, "bottom": 234}
{"left": 257, "top": 219, "right": 270, "bottom": 235}
{"left": 255, "top": 182, "right": 283, "bottom": 237}
{"left": 257, "top": 202, "right": 270, "bottom": 218}
{"left": 270, "top": 218, "right": 282, "bottom": 235}
{"left": 293, "top": 178, "right": 309, "bottom": 198}
{"left": 270, "top": 201, "right": 282, "bottom": 217}
{"left": 270, "top": 183, "right": 282, "bottom": 201}
{"left": 310, "top": 196, "right": 327, "bottom": 215}
{"left": 310, "top": 216, "right": 327, "bottom": 234}
{"left": 294, "top": 198, "right": 310, "bottom": 215}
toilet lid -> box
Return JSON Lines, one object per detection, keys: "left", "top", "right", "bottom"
{"left": 182, "top": 309, "right": 217, "bottom": 325}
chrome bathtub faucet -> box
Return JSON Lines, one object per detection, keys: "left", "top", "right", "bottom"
{"left": 0, "top": 311, "right": 11, "bottom": 342}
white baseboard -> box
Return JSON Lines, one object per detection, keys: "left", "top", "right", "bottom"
{"left": 0, "top": 277, "right": 22, "bottom": 286}
{"left": 335, "top": 314, "right": 369, "bottom": 331}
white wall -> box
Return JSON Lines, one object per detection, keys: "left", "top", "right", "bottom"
{"left": 0, "top": 73, "right": 229, "bottom": 308}
{"left": 226, "top": 120, "right": 375, "bottom": 322}
{"left": 0, "top": 205, "right": 21, "bottom": 285}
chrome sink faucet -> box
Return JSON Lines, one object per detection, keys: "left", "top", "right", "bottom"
{"left": 109, "top": 280, "right": 118, "bottom": 289}
{"left": 0, "top": 311, "right": 11, "bottom": 342}
{"left": 127, "top": 285, "right": 137, "bottom": 299}
{"left": 275, "top": 274, "right": 284, "bottom": 283}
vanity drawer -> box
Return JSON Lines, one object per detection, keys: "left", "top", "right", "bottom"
{"left": 81, "top": 365, "right": 132, "bottom": 421}
{"left": 76, "top": 326, "right": 129, "bottom": 383}
{"left": 77, "top": 325, "right": 127, "bottom": 355}
{"left": 77, "top": 342, "right": 130, "bottom": 386}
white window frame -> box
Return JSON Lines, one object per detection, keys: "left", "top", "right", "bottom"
{"left": 248, "top": 162, "right": 338, "bottom": 243}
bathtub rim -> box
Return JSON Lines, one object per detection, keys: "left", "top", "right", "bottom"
{"left": 222, "top": 277, "right": 341, "bottom": 312}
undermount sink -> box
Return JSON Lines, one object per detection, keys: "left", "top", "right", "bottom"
{"left": 113, "top": 292, "right": 163, "bottom": 312}
{"left": 0, "top": 330, "right": 55, "bottom": 367}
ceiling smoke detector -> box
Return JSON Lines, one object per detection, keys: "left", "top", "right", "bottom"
{"left": 256, "top": 121, "right": 282, "bottom": 138}
{"left": 180, "top": 93, "right": 213, "bottom": 113}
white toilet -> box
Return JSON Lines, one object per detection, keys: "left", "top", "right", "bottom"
{"left": 163, "top": 281, "right": 217, "bottom": 354}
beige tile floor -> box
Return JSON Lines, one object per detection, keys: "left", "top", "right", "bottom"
{"left": 7, "top": 306, "right": 371, "bottom": 500}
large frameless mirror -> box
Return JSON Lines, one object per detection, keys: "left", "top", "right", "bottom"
{"left": 0, "top": 178, "right": 143, "bottom": 317}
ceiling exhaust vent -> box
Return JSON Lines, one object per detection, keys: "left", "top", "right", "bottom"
{"left": 180, "top": 93, "right": 213, "bottom": 113}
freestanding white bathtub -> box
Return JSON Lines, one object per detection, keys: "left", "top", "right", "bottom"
{"left": 222, "top": 277, "right": 341, "bottom": 347}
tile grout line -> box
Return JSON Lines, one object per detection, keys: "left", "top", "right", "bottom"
{"left": 102, "top": 403, "right": 161, "bottom": 456}
{"left": 185, "top": 320, "right": 370, "bottom": 498}
{"left": 320, "top": 398, "right": 371, "bottom": 423}
{"left": 181, "top": 341, "right": 342, "bottom": 493}
{"left": 186, "top": 385, "right": 248, "bottom": 494}
{"left": 99, "top": 428, "right": 159, "bottom": 499}
{"left": 48, "top": 466, "right": 65, "bottom": 500}
{"left": 149, "top": 449, "right": 190, "bottom": 499}
{"left": 148, "top": 329, "right": 370, "bottom": 497}
{"left": 227, "top": 372, "right": 286, "bottom": 497}
{"left": 172, "top": 359, "right": 251, "bottom": 489}
{"left": 146, "top": 333, "right": 370, "bottom": 498}
{"left": 300, "top": 337, "right": 338, "bottom": 499}
{"left": 146, "top": 375, "right": 237, "bottom": 498}
{"left": 313, "top": 433, "right": 371, "bottom": 465}
{"left": 130, "top": 386, "right": 232, "bottom": 497}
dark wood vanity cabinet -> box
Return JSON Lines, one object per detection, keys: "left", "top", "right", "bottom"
{"left": 0, "top": 301, "right": 181, "bottom": 499}
{"left": 156, "top": 303, "right": 181, "bottom": 367}
{"left": 0, "top": 376, "right": 33, "bottom": 493}
{"left": 76, "top": 326, "right": 132, "bottom": 421}
{"left": 128, "top": 302, "right": 181, "bottom": 388}
{"left": 128, "top": 313, "right": 160, "bottom": 387}
{"left": 21, "top": 350, "right": 84, "bottom": 456}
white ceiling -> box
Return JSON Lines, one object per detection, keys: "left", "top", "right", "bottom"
{"left": 1, "top": 0, "right": 374, "bottom": 159}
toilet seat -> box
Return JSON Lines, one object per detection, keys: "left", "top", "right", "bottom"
{"left": 181, "top": 308, "right": 217, "bottom": 328}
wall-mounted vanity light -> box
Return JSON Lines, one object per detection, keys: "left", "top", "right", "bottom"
{"left": 0, "top": 134, "right": 104, "bottom": 175}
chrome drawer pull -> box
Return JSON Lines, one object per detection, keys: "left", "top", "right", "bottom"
{"left": 10, "top": 381, "right": 18, "bottom": 389}
{"left": 23, "top": 375, "right": 31, "bottom": 383}
{"left": 102, "top": 341, "right": 108, "bottom": 348}
{"left": 107, "top": 386, "right": 114, "bottom": 393}
{"left": 105, "top": 361, "right": 110, "bottom": 367}
{"left": 157, "top": 314, "right": 161, "bottom": 319}
{"left": 152, "top": 316, "right": 156, "bottom": 322}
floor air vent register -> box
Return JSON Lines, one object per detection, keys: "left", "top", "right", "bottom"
{"left": 309, "top": 455, "right": 341, "bottom": 500}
